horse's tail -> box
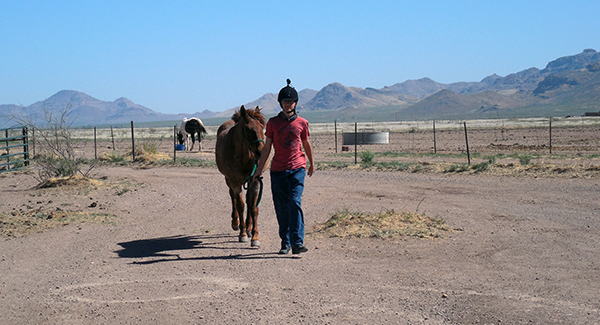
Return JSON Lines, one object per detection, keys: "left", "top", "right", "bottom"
{"left": 199, "top": 123, "right": 208, "bottom": 134}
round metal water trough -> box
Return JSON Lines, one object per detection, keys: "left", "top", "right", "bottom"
{"left": 342, "top": 131, "right": 389, "bottom": 145}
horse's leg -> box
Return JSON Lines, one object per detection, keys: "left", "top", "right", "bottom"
{"left": 236, "top": 188, "right": 247, "bottom": 242}
{"left": 246, "top": 180, "right": 260, "bottom": 247}
{"left": 190, "top": 134, "right": 196, "bottom": 151}
{"left": 226, "top": 179, "right": 247, "bottom": 242}
{"left": 228, "top": 187, "right": 240, "bottom": 230}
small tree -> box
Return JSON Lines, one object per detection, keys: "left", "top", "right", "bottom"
{"left": 11, "top": 102, "right": 95, "bottom": 182}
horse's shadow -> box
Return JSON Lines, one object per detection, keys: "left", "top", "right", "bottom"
{"left": 115, "top": 233, "right": 279, "bottom": 264}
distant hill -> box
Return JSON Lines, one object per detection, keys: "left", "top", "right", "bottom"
{"left": 302, "top": 48, "right": 600, "bottom": 121}
{"left": 401, "top": 89, "right": 525, "bottom": 119}
{"left": 2, "top": 49, "right": 600, "bottom": 127}
{"left": 0, "top": 90, "right": 214, "bottom": 128}
{"left": 215, "top": 88, "right": 318, "bottom": 119}
{"left": 302, "top": 82, "right": 417, "bottom": 112}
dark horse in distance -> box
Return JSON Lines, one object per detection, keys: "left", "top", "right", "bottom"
{"left": 215, "top": 106, "right": 266, "bottom": 247}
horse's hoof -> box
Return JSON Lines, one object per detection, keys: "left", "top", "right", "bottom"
{"left": 239, "top": 236, "right": 248, "bottom": 243}
{"left": 251, "top": 240, "right": 261, "bottom": 248}
{"left": 232, "top": 225, "right": 240, "bottom": 231}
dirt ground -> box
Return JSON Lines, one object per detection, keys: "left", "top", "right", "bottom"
{"left": 1, "top": 129, "right": 600, "bottom": 324}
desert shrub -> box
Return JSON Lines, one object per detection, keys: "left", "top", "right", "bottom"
{"left": 141, "top": 142, "right": 158, "bottom": 154}
{"left": 359, "top": 150, "right": 375, "bottom": 165}
{"left": 516, "top": 154, "right": 532, "bottom": 165}
{"left": 470, "top": 155, "right": 497, "bottom": 172}
{"left": 485, "top": 155, "right": 498, "bottom": 164}
{"left": 445, "top": 164, "right": 469, "bottom": 173}
{"left": 470, "top": 161, "right": 490, "bottom": 172}
{"left": 411, "top": 164, "right": 424, "bottom": 173}
{"left": 375, "top": 161, "right": 414, "bottom": 171}
{"left": 115, "top": 188, "right": 131, "bottom": 196}
{"left": 35, "top": 155, "right": 85, "bottom": 179}
{"left": 99, "top": 152, "right": 128, "bottom": 165}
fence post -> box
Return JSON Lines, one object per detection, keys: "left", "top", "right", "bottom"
{"left": 354, "top": 122, "right": 358, "bottom": 164}
{"left": 32, "top": 128, "right": 35, "bottom": 157}
{"left": 173, "top": 125, "right": 177, "bottom": 162}
{"left": 411, "top": 125, "right": 415, "bottom": 153}
{"left": 23, "top": 127, "right": 29, "bottom": 166}
{"left": 549, "top": 117, "right": 552, "bottom": 155}
{"left": 334, "top": 120, "right": 338, "bottom": 153}
{"left": 4, "top": 129, "right": 9, "bottom": 165}
{"left": 433, "top": 120, "right": 437, "bottom": 153}
{"left": 130, "top": 121, "right": 135, "bottom": 161}
{"left": 110, "top": 126, "right": 115, "bottom": 150}
{"left": 94, "top": 127, "right": 97, "bottom": 159}
{"left": 464, "top": 122, "right": 471, "bottom": 165}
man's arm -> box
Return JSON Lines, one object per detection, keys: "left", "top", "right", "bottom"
{"left": 302, "top": 138, "right": 314, "bottom": 177}
{"left": 255, "top": 137, "right": 273, "bottom": 179}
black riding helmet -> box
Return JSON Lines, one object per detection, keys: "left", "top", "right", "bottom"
{"left": 277, "top": 79, "right": 298, "bottom": 103}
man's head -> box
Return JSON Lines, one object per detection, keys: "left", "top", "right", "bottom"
{"left": 278, "top": 79, "right": 298, "bottom": 107}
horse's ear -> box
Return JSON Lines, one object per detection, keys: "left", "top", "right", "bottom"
{"left": 255, "top": 106, "right": 261, "bottom": 113}
{"left": 240, "top": 105, "right": 248, "bottom": 119}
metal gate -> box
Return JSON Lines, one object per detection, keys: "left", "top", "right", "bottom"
{"left": 0, "top": 126, "right": 30, "bottom": 173}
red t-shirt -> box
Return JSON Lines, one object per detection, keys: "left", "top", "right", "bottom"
{"left": 265, "top": 115, "right": 310, "bottom": 172}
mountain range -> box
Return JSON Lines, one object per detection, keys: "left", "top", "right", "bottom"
{"left": 2, "top": 49, "right": 599, "bottom": 128}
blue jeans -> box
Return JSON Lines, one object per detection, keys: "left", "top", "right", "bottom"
{"left": 270, "top": 168, "right": 306, "bottom": 249}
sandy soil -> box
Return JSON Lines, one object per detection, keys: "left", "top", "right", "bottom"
{"left": 2, "top": 122, "right": 600, "bottom": 324}
{"left": 1, "top": 161, "right": 600, "bottom": 324}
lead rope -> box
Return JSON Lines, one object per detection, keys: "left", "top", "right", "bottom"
{"left": 243, "top": 161, "right": 263, "bottom": 207}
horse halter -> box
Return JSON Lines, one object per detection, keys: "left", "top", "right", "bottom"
{"left": 241, "top": 121, "right": 265, "bottom": 159}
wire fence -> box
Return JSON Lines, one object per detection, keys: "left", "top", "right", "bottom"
{"left": 20, "top": 117, "right": 600, "bottom": 165}
{"left": 310, "top": 117, "right": 600, "bottom": 157}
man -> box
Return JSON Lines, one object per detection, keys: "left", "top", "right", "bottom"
{"left": 255, "top": 79, "right": 314, "bottom": 255}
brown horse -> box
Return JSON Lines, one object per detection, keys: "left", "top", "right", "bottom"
{"left": 215, "top": 106, "right": 266, "bottom": 247}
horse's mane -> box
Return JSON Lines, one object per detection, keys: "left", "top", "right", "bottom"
{"left": 232, "top": 107, "right": 265, "bottom": 126}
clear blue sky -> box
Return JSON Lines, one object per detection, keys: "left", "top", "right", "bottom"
{"left": 1, "top": 0, "right": 599, "bottom": 114}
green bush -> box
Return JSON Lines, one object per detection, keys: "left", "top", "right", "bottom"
{"left": 445, "top": 164, "right": 469, "bottom": 173}
{"left": 142, "top": 142, "right": 158, "bottom": 154}
{"left": 102, "top": 152, "right": 128, "bottom": 165}
{"left": 517, "top": 154, "right": 532, "bottom": 165}
{"left": 36, "top": 156, "right": 84, "bottom": 178}
{"left": 359, "top": 150, "right": 375, "bottom": 165}
{"left": 470, "top": 161, "right": 490, "bottom": 172}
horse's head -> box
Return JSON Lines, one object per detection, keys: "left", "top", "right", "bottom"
{"left": 234, "top": 105, "right": 265, "bottom": 159}
{"left": 177, "top": 132, "right": 185, "bottom": 145}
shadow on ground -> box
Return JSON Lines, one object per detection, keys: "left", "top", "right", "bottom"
{"left": 115, "top": 234, "right": 282, "bottom": 264}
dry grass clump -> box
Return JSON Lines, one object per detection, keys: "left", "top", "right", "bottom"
{"left": 133, "top": 151, "right": 171, "bottom": 163}
{"left": 311, "top": 209, "right": 450, "bottom": 239}
{"left": 36, "top": 174, "right": 105, "bottom": 189}
{"left": 97, "top": 149, "right": 171, "bottom": 165}
{"left": 0, "top": 208, "right": 117, "bottom": 237}
{"left": 483, "top": 162, "right": 600, "bottom": 178}
{"left": 317, "top": 160, "right": 600, "bottom": 178}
